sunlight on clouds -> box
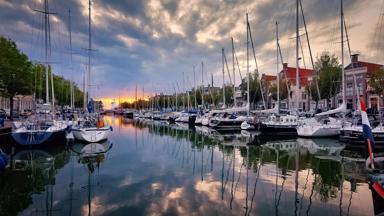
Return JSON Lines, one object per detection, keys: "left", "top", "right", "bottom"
{"left": 117, "top": 34, "right": 143, "bottom": 48}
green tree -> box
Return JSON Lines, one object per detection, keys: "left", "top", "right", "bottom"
{"left": 368, "top": 68, "right": 384, "bottom": 97}
{"left": 0, "top": 36, "right": 33, "bottom": 119}
{"left": 315, "top": 52, "right": 341, "bottom": 107}
{"left": 269, "top": 79, "right": 288, "bottom": 101}
{"left": 239, "top": 73, "right": 261, "bottom": 108}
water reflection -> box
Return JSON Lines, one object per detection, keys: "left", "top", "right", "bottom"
{"left": 0, "top": 116, "right": 378, "bottom": 215}
{"left": 71, "top": 141, "right": 113, "bottom": 216}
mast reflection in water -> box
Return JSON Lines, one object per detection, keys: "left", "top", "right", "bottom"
{"left": 0, "top": 116, "right": 378, "bottom": 215}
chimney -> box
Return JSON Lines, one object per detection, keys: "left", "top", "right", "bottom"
{"left": 351, "top": 54, "right": 359, "bottom": 63}
{"left": 283, "top": 63, "right": 288, "bottom": 70}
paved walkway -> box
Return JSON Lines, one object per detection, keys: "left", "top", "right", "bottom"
{"left": 0, "top": 120, "right": 12, "bottom": 135}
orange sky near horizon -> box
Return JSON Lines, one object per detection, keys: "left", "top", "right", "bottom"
{"left": 96, "top": 97, "right": 149, "bottom": 109}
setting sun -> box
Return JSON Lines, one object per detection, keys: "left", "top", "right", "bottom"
{"left": 96, "top": 97, "right": 149, "bottom": 109}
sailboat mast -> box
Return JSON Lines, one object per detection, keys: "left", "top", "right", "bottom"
{"left": 182, "top": 72, "right": 186, "bottom": 110}
{"left": 232, "top": 37, "right": 236, "bottom": 107}
{"left": 295, "top": 0, "right": 300, "bottom": 111}
{"left": 222, "top": 48, "right": 226, "bottom": 107}
{"left": 87, "top": 0, "right": 92, "bottom": 107}
{"left": 276, "top": 21, "right": 280, "bottom": 112}
{"left": 246, "top": 13, "right": 250, "bottom": 116}
{"left": 341, "top": 0, "right": 345, "bottom": 104}
{"left": 44, "top": 0, "right": 50, "bottom": 104}
{"left": 68, "top": 9, "right": 74, "bottom": 109}
{"left": 194, "top": 66, "right": 197, "bottom": 109}
{"left": 201, "top": 61, "right": 204, "bottom": 110}
{"left": 135, "top": 84, "right": 138, "bottom": 110}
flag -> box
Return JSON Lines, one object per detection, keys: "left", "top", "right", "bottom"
{"left": 360, "top": 97, "right": 375, "bottom": 149}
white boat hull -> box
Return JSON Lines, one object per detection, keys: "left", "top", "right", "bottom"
{"left": 297, "top": 125, "right": 340, "bottom": 137}
{"left": 72, "top": 126, "right": 111, "bottom": 143}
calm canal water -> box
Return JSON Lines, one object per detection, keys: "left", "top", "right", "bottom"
{"left": 0, "top": 116, "right": 377, "bottom": 216}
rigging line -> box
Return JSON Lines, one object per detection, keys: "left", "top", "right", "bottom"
{"left": 223, "top": 52, "right": 233, "bottom": 85}
{"left": 299, "top": 0, "right": 321, "bottom": 101}
{"left": 233, "top": 46, "right": 243, "bottom": 80}
{"left": 278, "top": 40, "right": 291, "bottom": 108}
{"left": 299, "top": 36, "right": 306, "bottom": 69}
{"left": 248, "top": 21, "right": 266, "bottom": 108}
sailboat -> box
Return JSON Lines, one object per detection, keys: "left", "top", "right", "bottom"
{"left": 209, "top": 14, "right": 253, "bottom": 130}
{"left": 72, "top": 0, "right": 112, "bottom": 143}
{"left": 297, "top": 0, "right": 348, "bottom": 138}
{"left": 258, "top": 20, "right": 298, "bottom": 136}
{"left": 12, "top": 0, "right": 67, "bottom": 145}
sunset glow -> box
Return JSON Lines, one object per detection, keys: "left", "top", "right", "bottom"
{"left": 96, "top": 97, "right": 149, "bottom": 109}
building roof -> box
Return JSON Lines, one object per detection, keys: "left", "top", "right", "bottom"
{"left": 261, "top": 74, "right": 276, "bottom": 82}
{"left": 345, "top": 61, "right": 383, "bottom": 75}
{"left": 280, "top": 63, "right": 314, "bottom": 87}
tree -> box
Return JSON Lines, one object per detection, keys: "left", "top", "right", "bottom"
{"left": 0, "top": 36, "right": 33, "bottom": 119}
{"left": 239, "top": 72, "right": 262, "bottom": 108}
{"left": 368, "top": 68, "right": 384, "bottom": 97}
{"left": 269, "top": 79, "right": 288, "bottom": 101}
{"left": 315, "top": 52, "right": 341, "bottom": 107}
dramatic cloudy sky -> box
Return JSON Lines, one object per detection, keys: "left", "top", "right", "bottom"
{"left": 1, "top": 0, "right": 383, "bottom": 104}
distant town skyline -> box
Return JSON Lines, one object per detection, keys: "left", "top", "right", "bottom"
{"left": 1, "top": 0, "right": 383, "bottom": 104}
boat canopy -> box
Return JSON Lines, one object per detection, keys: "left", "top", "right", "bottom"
{"left": 224, "top": 104, "right": 249, "bottom": 113}
{"left": 315, "top": 103, "right": 348, "bottom": 117}
{"left": 252, "top": 106, "right": 278, "bottom": 114}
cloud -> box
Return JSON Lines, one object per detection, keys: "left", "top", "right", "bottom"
{"left": 0, "top": 0, "right": 382, "bottom": 99}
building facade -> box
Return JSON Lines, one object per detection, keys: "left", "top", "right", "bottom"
{"left": 343, "top": 54, "right": 383, "bottom": 111}
{"left": 280, "top": 63, "right": 315, "bottom": 111}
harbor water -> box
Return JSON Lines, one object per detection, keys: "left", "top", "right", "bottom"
{"left": 0, "top": 116, "right": 376, "bottom": 216}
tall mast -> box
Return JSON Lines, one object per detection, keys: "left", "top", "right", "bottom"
{"left": 276, "top": 21, "right": 280, "bottom": 112}
{"left": 142, "top": 86, "right": 145, "bottom": 110}
{"left": 246, "top": 13, "right": 250, "bottom": 116}
{"left": 341, "top": 0, "right": 345, "bottom": 105}
{"left": 68, "top": 9, "right": 74, "bottom": 109}
{"left": 232, "top": 37, "right": 236, "bottom": 107}
{"left": 87, "top": 0, "right": 92, "bottom": 109}
{"left": 295, "top": 0, "right": 300, "bottom": 111}
{"left": 201, "top": 61, "right": 204, "bottom": 110}
{"left": 222, "top": 48, "right": 226, "bottom": 107}
{"left": 135, "top": 84, "right": 138, "bottom": 110}
{"left": 182, "top": 72, "right": 186, "bottom": 110}
{"left": 44, "top": 0, "right": 50, "bottom": 104}
{"left": 194, "top": 66, "right": 197, "bottom": 109}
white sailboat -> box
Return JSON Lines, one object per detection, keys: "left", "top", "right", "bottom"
{"left": 210, "top": 14, "right": 253, "bottom": 130}
{"left": 297, "top": 0, "right": 348, "bottom": 137}
{"left": 258, "top": 20, "right": 298, "bottom": 136}
{"left": 72, "top": 0, "right": 111, "bottom": 143}
{"left": 12, "top": 0, "right": 67, "bottom": 145}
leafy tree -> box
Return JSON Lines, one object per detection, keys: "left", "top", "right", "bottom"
{"left": 239, "top": 73, "right": 261, "bottom": 108}
{"left": 315, "top": 52, "right": 341, "bottom": 107}
{"left": 0, "top": 36, "right": 33, "bottom": 119}
{"left": 368, "top": 68, "right": 384, "bottom": 97}
{"left": 269, "top": 79, "right": 288, "bottom": 101}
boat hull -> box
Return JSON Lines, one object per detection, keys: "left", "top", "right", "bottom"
{"left": 340, "top": 128, "right": 384, "bottom": 145}
{"left": 297, "top": 125, "right": 340, "bottom": 137}
{"left": 259, "top": 123, "right": 298, "bottom": 136}
{"left": 12, "top": 129, "right": 66, "bottom": 145}
{"left": 72, "top": 126, "right": 111, "bottom": 143}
